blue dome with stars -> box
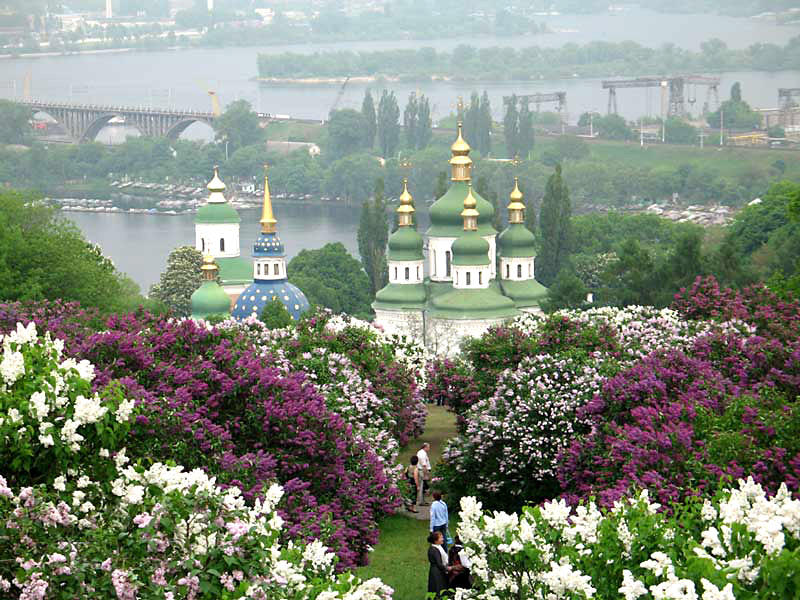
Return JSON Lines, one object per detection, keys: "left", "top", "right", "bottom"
{"left": 254, "top": 231, "right": 285, "bottom": 257}
{"left": 231, "top": 279, "right": 310, "bottom": 322}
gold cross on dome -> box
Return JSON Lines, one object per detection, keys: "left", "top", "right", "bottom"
{"left": 510, "top": 154, "right": 522, "bottom": 169}
{"left": 399, "top": 157, "right": 413, "bottom": 171}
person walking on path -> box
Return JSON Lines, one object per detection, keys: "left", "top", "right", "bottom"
{"left": 427, "top": 531, "right": 450, "bottom": 599}
{"left": 416, "top": 442, "right": 432, "bottom": 506}
{"left": 429, "top": 491, "right": 449, "bottom": 551}
{"left": 404, "top": 455, "right": 420, "bottom": 513}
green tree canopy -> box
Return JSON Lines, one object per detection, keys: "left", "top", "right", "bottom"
{"left": 260, "top": 297, "right": 293, "bottom": 329}
{"left": 213, "top": 100, "right": 265, "bottom": 154}
{"left": 361, "top": 90, "right": 377, "bottom": 150}
{"left": 287, "top": 242, "right": 373, "bottom": 318}
{"left": 0, "top": 190, "right": 148, "bottom": 312}
{"left": 536, "top": 165, "right": 573, "bottom": 286}
{"left": 0, "top": 100, "right": 32, "bottom": 145}
{"left": 357, "top": 179, "right": 389, "bottom": 297}
{"left": 327, "top": 108, "right": 367, "bottom": 157}
{"left": 149, "top": 245, "right": 207, "bottom": 318}
{"left": 377, "top": 90, "right": 400, "bottom": 159}
{"left": 595, "top": 114, "right": 634, "bottom": 140}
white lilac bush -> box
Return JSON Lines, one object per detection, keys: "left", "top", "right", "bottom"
{"left": 442, "top": 354, "right": 609, "bottom": 508}
{"left": 455, "top": 478, "right": 800, "bottom": 600}
{"left": 0, "top": 322, "right": 394, "bottom": 599}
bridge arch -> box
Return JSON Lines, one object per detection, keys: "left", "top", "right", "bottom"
{"left": 81, "top": 113, "right": 131, "bottom": 143}
{"left": 165, "top": 117, "right": 215, "bottom": 140}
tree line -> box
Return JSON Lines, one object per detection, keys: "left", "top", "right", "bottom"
{"left": 257, "top": 36, "right": 800, "bottom": 81}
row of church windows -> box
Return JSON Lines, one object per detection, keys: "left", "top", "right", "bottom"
{"left": 393, "top": 265, "right": 421, "bottom": 281}
{"left": 454, "top": 271, "right": 482, "bottom": 286}
{"left": 505, "top": 263, "right": 532, "bottom": 278}
{"left": 200, "top": 238, "right": 226, "bottom": 252}
{"left": 257, "top": 262, "right": 281, "bottom": 276}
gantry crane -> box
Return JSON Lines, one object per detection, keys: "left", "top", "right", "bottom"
{"left": 779, "top": 88, "right": 800, "bottom": 127}
{"left": 602, "top": 75, "right": 720, "bottom": 117}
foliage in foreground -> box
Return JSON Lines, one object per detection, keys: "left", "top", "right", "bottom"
{"left": 0, "top": 302, "right": 425, "bottom": 570}
{"left": 456, "top": 478, "right": 800, "bottom": 600}
{"left": 0, "top": 323, "right": 392, "bottom": 599}
{"left": 432, "top": 277, "right": 800, "bottom": 513}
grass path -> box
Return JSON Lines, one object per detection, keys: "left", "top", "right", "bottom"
{"left": 357, "top": 405, "right": 458, "bottom": 600}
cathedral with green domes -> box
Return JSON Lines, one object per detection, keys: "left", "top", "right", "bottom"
{"left": 373, "top": 123, "right": 547, "bottom": 355}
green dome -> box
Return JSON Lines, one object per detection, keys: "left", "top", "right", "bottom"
{"left": 191, "top": 280, "right": 231, "bottom": 320}
{"left": 452, "top": 230, "right": 490, "bottom": 266}
{"left": 428, "top": 181, "right": 496, "bottom": 237}
{"left": 498, "top": 224, "right": 537, "bottom": 258}
{"left": 195, "top": 202, "right": 241, "bottom": 224}
{"left": 373, "top": 282, "right": 427, "bottom": 310}
{"left": 429, "top": 284, "right": 518, "bottom": 320}
{"left": 501, "top": 279, "right": 549, "bottom": 309}
{"left": 388, "top": 227, "right": 424, "bottom": 262}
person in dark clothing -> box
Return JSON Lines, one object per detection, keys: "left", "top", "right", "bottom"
{"left": 427, "top": 531, "right": 450, "bottom": 598}
{"left": 447, "top": 536, "right": 472, "bottom": 590}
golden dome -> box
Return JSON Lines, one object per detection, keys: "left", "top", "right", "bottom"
{"left": 397, "top": 178, "right": 415, "bottom": 215}
{"left": 207, "top": 165, "right": 226, "bottom": 192}
{"left": 461, "top": 183, "right": 479, "bottom": 219}
{"left": 508, "top": 177, "right": 526, "bottom": 211}
{"left": 451, "top": 121, "right": 471, "bottom": 155}
{"left": 200, "top": 252, "right": 218, "bottom": 280}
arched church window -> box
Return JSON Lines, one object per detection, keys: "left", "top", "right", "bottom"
{"left": 257, "top": 263, "right": 261, "bottom": 275}
{"left": 417, "top": 266, "right": 420, "bottom": 279}
{"left": 431, "top": 250, "right": 436, "bottom": 277}
{"left": 405, "top": 267, "right": 410, "bottom": 280}
{"left": 445, "top": 251, "right": 452, "bottom": 278}
{"left": 274, "top": 263, "right": 279, "bottom": 275}
{"left": 506, "top": 264, "right": 510, "bottom": 279}
{"left": 201, "top": 238, "right": 205, "bottom": 252}
{"left": 517, "top": 264, "right": 522, "bottom": 278}
{"left": 479, "top": 271, "right": 482, "bottom": 285}
{"left": 220, "top": 238, "right": 225, "bottom": 252}
{"left": 466, "top": 272, "right": 471, "bottom": 286}
{"left": 394, "top": 267, "right": 398, "bottom": 280}
{"left": 529, "top": 263, "right": 532, "bottom": 277}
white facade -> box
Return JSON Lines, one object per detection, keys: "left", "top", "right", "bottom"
{"left": 373, "top": 309, "right": 425, "bottom": 342}
{"left": 427, "top": 316, "right": 509, "bottom": 357}
{"left": 452, "top": 264, "right": 491, "bottom": 289}
{"left": 195, "top": 223, "right": 241, "bottom": 258}
{"left": 389, "top": 260, "right": 425, "bottom": 284}
{"left": 254, "top": 257, "right": 286, "bottom": 281}
{"left": 483, "top": 235, "right": 497, "bottom": 279}
{"left": 500, "top": 256, "right": 536, "bottom": 282}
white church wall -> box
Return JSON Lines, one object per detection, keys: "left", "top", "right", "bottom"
{"left": 427, "top": 316, "right": 509, "bottom": 357}
{"left": 388, "top": 260, "right": 425, "bottom": 284}
{"left": 195, "top": 223, "right": 240, "bottom": 258}
{"left": 374, "top": 309, "right": 425, "bottom": 341}
{"left": 499, "top": 257, "right": 535, "bottom": 281}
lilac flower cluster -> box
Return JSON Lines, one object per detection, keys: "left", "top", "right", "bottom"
{"left": 0, "top": 302, "right": 418, "bottom": 570}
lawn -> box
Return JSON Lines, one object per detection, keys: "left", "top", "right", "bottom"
{"left": 358, "top": 405, "right": 458, "bottom": 600}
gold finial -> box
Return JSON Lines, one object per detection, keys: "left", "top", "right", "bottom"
{"left": 207, "top": 165, "right": 226, "bottom": 192}
{"left": 510, "top": 154, "right": 522, "bottom": 169}
{"left": 508, "top": 177, "right": 526, "bottom": 224}
{"left": 451, "top": 121, "right": 471, "bottom": 155}
{"left": 201, "top": 252, "right": 218, "bottom": 281}
{"left": 461, "top": 183, "right": 479, "bottom": 231}
{"left": 397, "top": 177, "right": 415, "bottom": 227}
{"left": 260, "top": 164, "right": 277, "bottom": 234}
{"left": 450, "top": 121, "right": 473, "bottom": 182}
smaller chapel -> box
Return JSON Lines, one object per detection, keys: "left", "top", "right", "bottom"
{"left": 373, "top": 123, "right": 547, "bottom": 355}
{"left": 190, "top": 166, "right": 309, "bottom": 322}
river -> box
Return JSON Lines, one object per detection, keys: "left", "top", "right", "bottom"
{"left": 0, "top": 7, "right": 798, "bottom": 135}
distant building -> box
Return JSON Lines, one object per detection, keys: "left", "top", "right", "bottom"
{"left": 373, "top": 125, "right": 546, "bottom": 355}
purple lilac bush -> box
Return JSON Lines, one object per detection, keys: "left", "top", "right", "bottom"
{"left": 558, "top": 277, "right": 800, "bottom": 509}
{"left": 0, "top": 302, "right": 417, "bottom": 569}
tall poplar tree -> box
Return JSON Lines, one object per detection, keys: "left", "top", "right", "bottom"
{"left": 357, "top": 178, "right": 389, "bottom": 296}
{"left": 523, "top": 180, "right": 537, "bottom": 236}
{"left": 536, "top": 165, "right": 572, "bottom": 286}
{"left": 377, "top": 90, "right": 400, "bottom": 158}
{"left": 404, "top": 93, "right": 419, "bottom": 149}
{"left": 503, "top": 94, "right": 519, "bottom": 158}
{"left": 476, "top": 176, "right": 502, "bottom": 231}
{"left": 417, "top": 95, "right": 433, "bottom": 149}
{"left": 478, "top": 91, "right": 492, "bottom": 156}
{"left": 464, "top": 92, "right": 481, "bottom": 150}
{"left": 361, "top": 90, "right": 377, "bottom": 149}
{"left": 517, "top": 100, "right": 534, "bottom": 159}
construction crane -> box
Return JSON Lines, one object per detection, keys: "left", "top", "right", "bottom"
{"left": 503, "top": 92, "right": 567, "bottom": 113}
{"left": 329, "top": 76, "right": 350, "bottom": 113}
{"left": 196, "top": 81, "right": 222, "bottom": 116}
{"left": 602, "top": 75, "right": 720, "bottom": 117}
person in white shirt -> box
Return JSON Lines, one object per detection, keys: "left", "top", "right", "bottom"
{"left": 416, "top": 442, "right": 432, "bottom": 505}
